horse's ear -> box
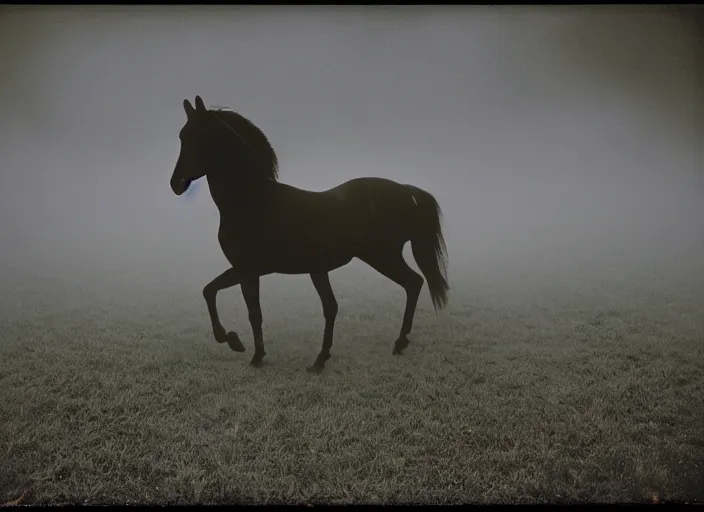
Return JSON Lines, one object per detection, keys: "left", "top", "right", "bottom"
{"left": 183, "top": 99, "right": 195, "bottom": 118}
{"left": 195, "top": 96, "right": 206, "bottom": 113}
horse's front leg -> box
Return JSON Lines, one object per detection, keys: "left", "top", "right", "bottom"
{"left": 241, "top": 277, "right": 266, "bottom": 367}
{"left": 202, "top": 267, "right": 245, "bottom": 352}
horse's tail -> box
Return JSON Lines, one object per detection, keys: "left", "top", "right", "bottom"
{"left": 406, "top": 185, "right": 449, "bottom": 311}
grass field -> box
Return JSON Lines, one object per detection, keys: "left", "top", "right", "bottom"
{"left": 1, "top": 267, "right": 703, "bottom": 505}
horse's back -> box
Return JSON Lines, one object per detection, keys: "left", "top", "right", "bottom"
{"left": 326, "top": 176, "right": 405, "bottom": 196}
{"left": 277, "top": 176, "right": 404, "bottom": 198}
{"left": 274, "top": 176, "right": 415, "bottom": 241}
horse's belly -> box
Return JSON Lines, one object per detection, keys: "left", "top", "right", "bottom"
{"left": 269, "top": 242, "right": 353, "bottom": 274}
{"left": 218, "top": 214, "right": 362, "bottom": 275}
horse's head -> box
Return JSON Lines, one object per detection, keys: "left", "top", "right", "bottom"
{"left": 170, "top": 95, "right": 279, "bottom": 197}
{"left": 170, "top": 95, "right": 223, "bottom": 196}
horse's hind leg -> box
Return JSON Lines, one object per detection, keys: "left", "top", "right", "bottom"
{"left": 307, "top": 272, "right": 338, "bottom": 374}
{"left": 358, "top": 249, "right": 424, "bottom": 355}
{"left": 203, "top": 268, "right": 245, "bottom": 352}
{"left": 241, "top": 277, "right": 266, "bottom": 367}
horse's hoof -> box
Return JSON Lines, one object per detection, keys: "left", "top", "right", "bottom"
{"left": 214, "top": 328, "right": 228, "bottom": 344}
{"left": 250, "top": 353, "right": 266, "bottom": 367}
{"left": 306, "top": 353, "right": 330, "bottom": 373}
{"left": 226, "top": 332, "right": 245, "bottom": 352}
{"left": 392, "top": 335, "right": 410, "bottom": 355}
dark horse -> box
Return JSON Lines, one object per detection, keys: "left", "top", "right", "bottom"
{"left": 170, "top": 96, "right": 449, "bottom": 373}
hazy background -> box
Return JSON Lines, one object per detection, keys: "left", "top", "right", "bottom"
{"left": 1, "top": 6, "right": 702, "bottom": 310}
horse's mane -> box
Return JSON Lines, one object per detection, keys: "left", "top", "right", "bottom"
{"left": 210, "top": 108, "right": 279, "bottom": 183}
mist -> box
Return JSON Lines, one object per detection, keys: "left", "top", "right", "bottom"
{"left": 1, "top": 5, "right": 702, "bottom": 306}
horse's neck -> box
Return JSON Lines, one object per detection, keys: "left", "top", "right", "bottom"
{"left": 206, "top": 171, "right": 274, "bottom": 221}
{"left": 205, "top": 173, "right": 233, "bottom": 213}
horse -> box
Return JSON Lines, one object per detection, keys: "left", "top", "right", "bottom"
{"left": 169, "top": 96, "right": 449, "bottom": 373}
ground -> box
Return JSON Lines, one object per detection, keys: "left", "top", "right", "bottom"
{"left": 1, "top": 268, "right": 703, "bottom": 505}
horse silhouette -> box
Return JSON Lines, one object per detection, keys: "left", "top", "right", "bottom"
{"left": 170, "top": 96, "right": 449, "bottom": 373}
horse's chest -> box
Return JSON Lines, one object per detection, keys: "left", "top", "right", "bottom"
{"left": 217, "top": 225, "right": 254, "bottom": 265}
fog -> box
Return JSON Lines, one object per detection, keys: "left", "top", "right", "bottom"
{"left": 1, "top": 6, "right": 702, "bottom": 305}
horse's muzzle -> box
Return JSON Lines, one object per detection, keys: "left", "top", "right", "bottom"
{"left": 171, "top": 177, "right": 192, "bottom": 196}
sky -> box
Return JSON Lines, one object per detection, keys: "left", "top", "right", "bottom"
{"left": 0, "top": 5, "right": 702, "bottom": 300}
